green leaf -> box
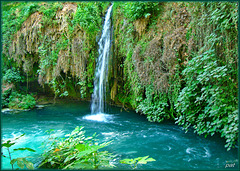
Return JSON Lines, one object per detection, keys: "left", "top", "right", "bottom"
{"left": 14, "top": 134, "right": 25, "bottom": 141}
{"left": 25, "top": 161, "right": 34, "bottom": 170}
{"left": 2, "top": 140, "right": 16, "bottom": 148}
{"left": 137, "top": 156, "right": 149, "bottom": 164}
{"left": 17, "top": 159, "right": 25, "bottom": 169}
{"left": 75, "top": 144, "right": 86, "bottom": 151}
{"left": 64, "top": 154, "right": 76, "bottom": 163}
{"left": 120, "top": 159, "right": 134, "bottom": 165}
{"left": 10, "top": 159, "right": 17, "bottom": 165}
{"left": 13, "top": 147, "right": 36, "bottom": 152}
{"left": 146, "top": 157, "right": 156, "bottom": 162}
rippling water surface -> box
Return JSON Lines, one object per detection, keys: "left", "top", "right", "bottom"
{"left": 1, "top": 101, "right": 238, "bottom": 170}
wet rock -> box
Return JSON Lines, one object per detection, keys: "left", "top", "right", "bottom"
{"left": 1, "top": 108, "right": 30, "bottom": 114}
{"left": 35, "top": 105, "right": 45, "bottom": 109}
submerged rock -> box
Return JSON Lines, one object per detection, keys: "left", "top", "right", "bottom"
{"left": 35, "top": 105, "right": 45, "bottom": 109}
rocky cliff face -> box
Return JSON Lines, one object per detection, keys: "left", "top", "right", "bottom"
{"left": 3, "top": 2, "right": 237, "bottom": 102}
{"left": 9, "top": 3, "right": 87, "bottom": 84}
{"left": 3, "top": 2, "right": 108, "bottom": 99}
{"left": 4, "top": 3, "right": 180, "bottom": 100}
{"left": 112, "top": 3, "right": 192, "bottom": 108}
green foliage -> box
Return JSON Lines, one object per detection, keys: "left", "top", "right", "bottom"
{"left": 37, "top": 36, "right": 58, "bottom": 76}
{"left": 8, "top": 91, "right": 36, "bottom": 109}
{"left": 73, "top": 2, "right": 103, "bottom": 34}
{"left": 39, "top": 2, "right": 63, "bottom": 18}
{"left": 122, "top": 50, "right": 143, "bottom": 108}
{"left": 77, "top": 78, "right": 87, "bottom": 99}
{"left": 167, "top": 64, "right": 182, "bottom": 119}
{"left": 116, "top": 1, "right": 238, "bottom": 152}
{"left": 19, "top": 94, "right": 36, "bottom": 109}
{"left": 2, "top": 68, "right": 22, "bottom": 84}
{"left": 208, "top": 2, "right": 238, "bottom": 32}
{"left": 120, "top": 156, "right": 155, "bottom": 169}
{"left": 49, "top": 78, "right": 69, "bottom": 100}
{"left": 188, "top": 2, "right": 238, "bottom": 66}
{"left": 9, "top": 157, "right": 35, "bottom": 170}
{"left": 86, "top": 51, "right": 96, "bottom": 94}
{"left": 2, "top": 2, "right": 39, "bottom": 54}
{"left": 39, "top": 2, "right": 63, "bottom": 26}
{"left": 136, "top": 86, "right": 170, "bottom": 122}
{"left": 2, "top": 134, "right": 35, "bottom": 170}
{"left": 123, "top": 2, "right": 161, "bottom": 21}
{"left": 1, "top": 88, "right": 12, "bottom": 108}
{"left": 60, "top": 91, "right": 69, "bottom": 97}
{"left": 175, "top": 50, "right": 238, "bottom": 150}
{"left": 39, "top": 126, "right": 115, "bottom": 169}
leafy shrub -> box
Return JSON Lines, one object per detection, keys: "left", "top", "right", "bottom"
{"left": 187, "top": 2, "right": 238, "bottom": 66}
{"left": 39, "top": 2, "right": 63, "bottom": 26}
{"left": 39, "top": 126, "right": 115, "bottom": 169}
{"left": 8, "top": 91, "right": 23, "bottom": 109}
{"left": 73, "top": 3, "right": 102, "bottom": 34}
{"left": 123, "top": 2, "right": 161, "bottom": 21}
{"left": 41, "top": 3, "right": 62, "bottom": 18}
{"left": 175, "top": 50, "right": 238, "bottom": 150}
{"left": 18, "top": 94, "right": 36, "bottom": 109}
{"left": 21, "top": 3, "right": 39, "bottom": 19}
{"left": 1, "top": 88, "right": 12, "bottom": 108}
{"left": 8, "top": 92, "right": 36, "bottom": 109}
{"left": 2, "top": 68, "right": 22, "bottom": 84}
{"left": 136, "top": 86, "right": 170, "bottom": 122}
{"left": 77, "top": 78, "right": 87, "bottom": 99}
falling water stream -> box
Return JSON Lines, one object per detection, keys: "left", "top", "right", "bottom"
{"left": 91, "top": 4, "right": 113, "bottom": 115}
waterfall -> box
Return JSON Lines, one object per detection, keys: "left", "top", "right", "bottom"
{"left": 91, "top": 5, "right": 113, "bottom": 114}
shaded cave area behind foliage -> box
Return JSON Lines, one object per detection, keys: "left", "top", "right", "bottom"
{"left": 1, "top": 2, "right": 238, "bottom": 150}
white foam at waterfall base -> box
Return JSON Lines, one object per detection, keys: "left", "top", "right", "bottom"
{"left": 83, "top": 113, "right": 113, "bottom": 122}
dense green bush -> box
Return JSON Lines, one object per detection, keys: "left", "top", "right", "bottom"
{"left": 40, "top": 126, "right": 115, "bottom": 169}
{"left": 8, "top": 92, "right": 36, "bottom": 109}
{"left": 39, "top": 2, "right": 63, "bottom": 19}
{"left": 1, "top": 88, "right": 12, "bottom": 108}
{"left": 2, "top": 68, "right": 22, "bottom": 84}
{"left": 187, "top": 2, "right": 238, "bottom": 66}
{"left": 175, "top": 50, "right": 238, "bottom": 150}
{"left": 73, "top": 2, "right": 102, "bottom": 34}
{"left": 136, "top": 86, "right": 170, "bottom": 122}
{"left": 18, "top": 94, "right": 36, "bottom": 109}
{"left": 123, "top": 2, "right": 161, "bottom": 21}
